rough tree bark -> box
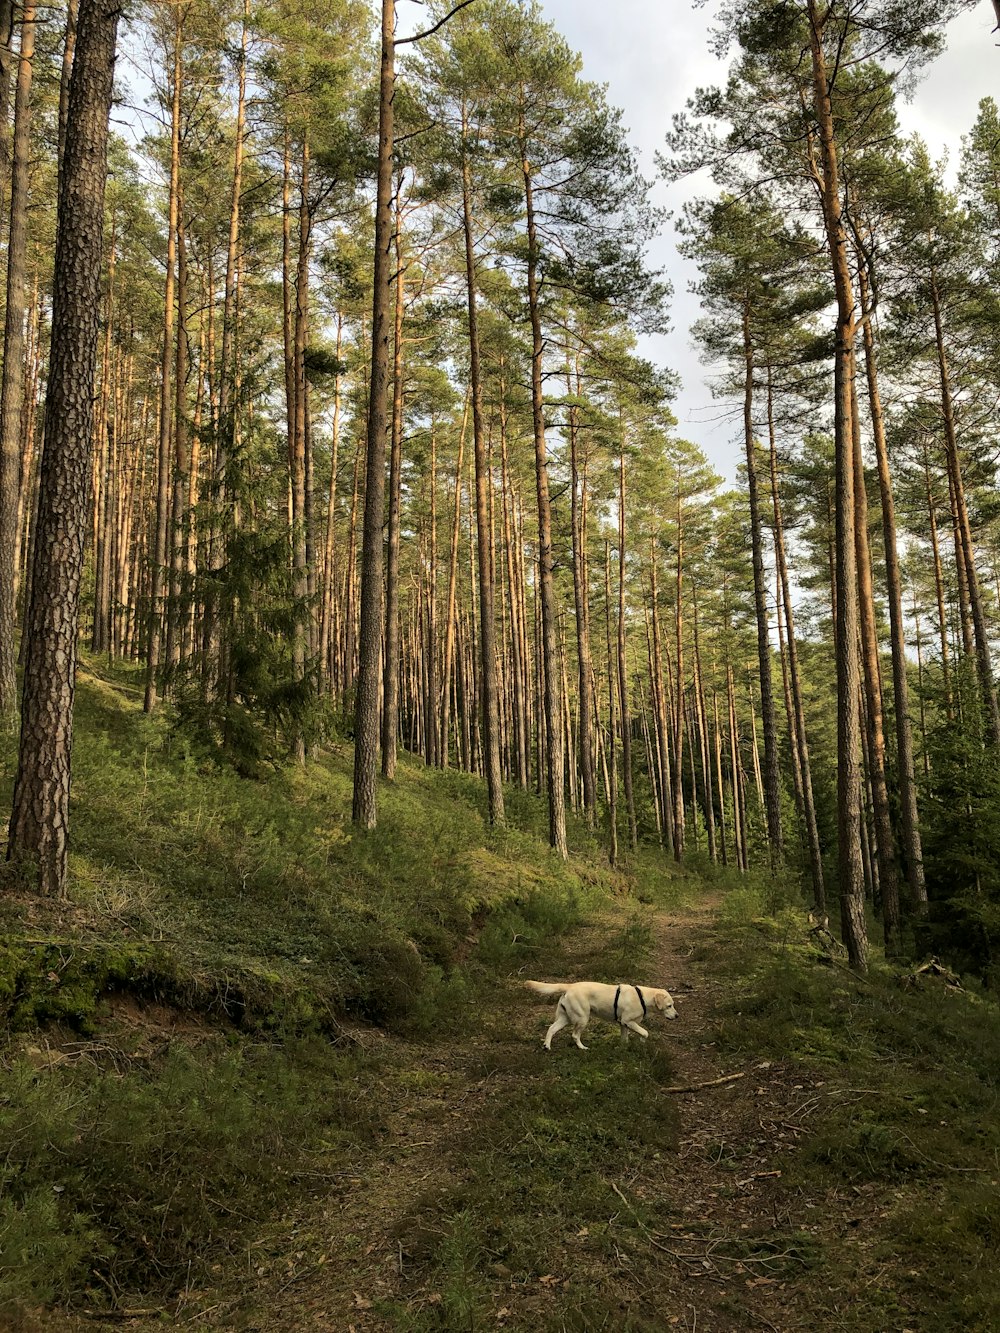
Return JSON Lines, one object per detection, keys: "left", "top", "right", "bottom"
{"left": 8, "top": 0, "right": 121, "bottom": 895}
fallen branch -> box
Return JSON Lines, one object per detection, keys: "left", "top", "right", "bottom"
{"left": 662, "top": 1071, "right": 745, "bottom": 1094}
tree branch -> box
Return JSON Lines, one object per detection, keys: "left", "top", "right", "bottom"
{"left": 395, "top": 0, "right": 477, "bottom": 46}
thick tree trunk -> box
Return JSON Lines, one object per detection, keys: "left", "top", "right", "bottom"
{"left": 8, "top": 0, "right": 120, "bottom": 895}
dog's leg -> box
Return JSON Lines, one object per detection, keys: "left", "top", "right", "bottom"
{"left": 625, "top": 1020, "right": 648, "bottom": 1040}
{"left": 544, "top": 1008, "right": 570, "bottom": 1050}
{"left": 620, "top": 1024, "right": 630, "bottom": 1042}
{"left": 572, "top": 1013, "right": 590, "bottom": 1050}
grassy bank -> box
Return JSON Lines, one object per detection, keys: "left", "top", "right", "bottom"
{"left": 707, "top": 887, "right": 1000, "bottom": 1332}
{"left": 0, "top": 657, "right": 687, "bottom": 1325}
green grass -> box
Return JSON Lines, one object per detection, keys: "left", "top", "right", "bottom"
{"left": 382, "top": 1036, "right": 683, "bottom": 1332}
{"left": 705, "top": 900, "right": 1000, "bottom": 1332}
{"left": 0, "top": 655, "right": 635, "bottom": 1322}
{"left": 0, "top": 656, "right": 611, "bottom": 1038}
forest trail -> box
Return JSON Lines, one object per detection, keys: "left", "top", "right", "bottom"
{"left": 188, "top": 890, "right": 849, "bottom": 1333}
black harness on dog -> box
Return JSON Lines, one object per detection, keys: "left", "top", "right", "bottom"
{"left": 613, "top": 985, "right": 647, "bottom": 1024}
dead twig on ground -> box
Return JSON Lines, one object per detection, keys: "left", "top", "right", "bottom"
{"left": 662, "top": 1071, "right": 745, "bottom": 1094}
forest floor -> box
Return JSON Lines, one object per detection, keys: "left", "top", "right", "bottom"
{"left": 40, "top": 883, "right": 999, "bottom": 1333}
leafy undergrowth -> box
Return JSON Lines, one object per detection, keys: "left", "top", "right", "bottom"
{"left": 706, "top": 888, "right": 1000, "bottom": 1332}
{"left": 0, "top": 655, "right": 692, "bottom": 1326}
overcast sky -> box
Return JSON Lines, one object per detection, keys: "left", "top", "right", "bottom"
{"left": 534, "top": 0, "right": 999, "bottom": 482}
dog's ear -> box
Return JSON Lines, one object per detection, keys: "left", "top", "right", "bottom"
{"left": 654, "top": 990, "right": 670, "bottom": 1011}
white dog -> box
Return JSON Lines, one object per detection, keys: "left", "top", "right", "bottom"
{"left": 525, "top": 980, "right": 678, "bottom": 1050}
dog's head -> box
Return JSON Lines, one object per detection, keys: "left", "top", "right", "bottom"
{"left": 652, "top": 988, "right": 678, "bottom": 1020}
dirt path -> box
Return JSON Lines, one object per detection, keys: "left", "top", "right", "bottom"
{"left": 201, "top": 890, "right": 831, "bottom": 1333}
{"left": 84, "top": 891, "right": 840, "bottom": 1333}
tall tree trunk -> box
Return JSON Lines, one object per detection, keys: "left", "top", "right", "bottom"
{"left": 857, "top": 255, "right": 926, "bottom": 910}
{"left": 617, "top": 435, "right": 637, "bottom": 851}
{"left": 649, "top": 546, "right": 675, "bottom": 854}
{"left": 201, "top": 0, "right": 248, "bottom": 694}
{"left": 352, "top": 0, "right": 394, "bottom": 827}
{"left": 923, "top": 449, "right": 952, "bottom": 712}
{"left": 7, "top": 0, "right": 120, "bottom": 895}
{"left": 0, "top": 0, "right": 14, "bottom": 206}
{"left": 604, "top": 542, "right": 618, "bottom": 867}
{"left": 165, "top": 204, "right": 189, "bottom": 676}
{"left": 850, "top": 364, "right": 900, "bottom": 955}
{"left": 692, "top": 583, "right": 717, "bottom": 863}
{"left": 0, "top": 2, "right": 36, "bottom": 717}
{"left": 143, "top": 12, "right": 182, "bottom": 712}
{"left": 382, "top": 184, "right": 405, "bottom": 779}
{"left": 672, "top": 483, "right": 685, "bottom": 860}
{"left": 569, "top": 361, "right": 596, "bottom": 827}
{"left": 767, "top": 375, "right": 825, "bottom": 910}
{"left": 461, "top": 121, "right": 504, "bottom": 823}
{"left": 930, "top": 264, "right": 1000, "bottom": 745}
{"left": 521, "top": 142, "right": 566, "bottom": 857}
{"left": 741, "top": 302, "right": 783, "bottom": 866}
{"left": 807, "top": 0, "right": 866, "bottom": 970}
{"left": 56, "top": 0, "right": 79, "bottom": 172}
{"left": 440, "top": 404, "right": 468, "bottom": 765}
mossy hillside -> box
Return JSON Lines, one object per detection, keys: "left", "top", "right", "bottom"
{"left": 0, "top": 656, "right": 633, "bottom": 1036}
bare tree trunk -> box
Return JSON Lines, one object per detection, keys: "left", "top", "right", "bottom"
{"left": 649, "top": 546, "right": 675, "bottom": 854}
{"left": 569, "top": 361, "right": 596, "bottom": 827}
{"left": 673, "top": 484, "right": 685, "bottom": 860}
{"left": 165, "top": 204, "right": 189, "bottom": 677}
{"left": 858, "top": 255, "right": 926, "bottom": 911}
{"left": 604, "top": 542, "right": 618, "bottom": 867}
{"left": 851, "top": 363, "right": 900, "bottom": 954}
{"left": 352, "top": 0, "right": 394, "bottom": 828}
{"left": 741, "top": 302, "right": 783, "bottom": 866}
{"left": 930, "top": 264, "right": 1000, "bottom": 744}
{"left": 382, "top": 185, "right": 405, "bottom": 779}
{"left": 767, "top": 384, "right": 826, "bottom": 911}
{"left": 144, "top": 12, "right": 182, "bottom": 712}
{"left": 522, "top": 144, "right": 566, "bottom": 856}
{"left": 692, "top": 584, "right": 717, "bottom": 862}
{"left": 462, "top": 115, "right": 504, "bottom": 823}
{"left": 0, "top": 2, "right": 36, "bottom": 718}
{"left": 8, "top": 0, "right": 120, "bottom": 895}
{"left": 923, "top": 449, "right": 952, "bottom": 711}
{"left": 440, "top": 402, "right": 468, "bottom": 765}
{"left": 56, "top": 0, "right": 78, "bottom": 172}
{"left": 617, "top": 436, "right": 637, "bottom": 850}
{"left": 807, "top": 0, "right": 866, "bottom": 970}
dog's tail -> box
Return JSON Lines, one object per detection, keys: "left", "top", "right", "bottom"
{"left": 524, "top": 980, "right": 570, "bottom": 998}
